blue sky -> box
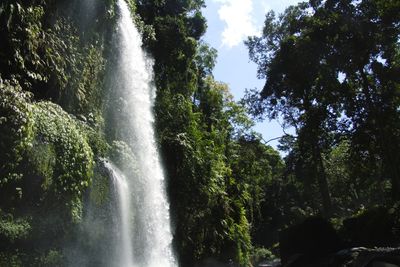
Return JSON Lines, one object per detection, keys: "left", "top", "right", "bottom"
{"left": 202, "top": 0, "right": 303, "bottom": 150}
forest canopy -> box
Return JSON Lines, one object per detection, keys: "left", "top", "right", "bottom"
{"left": 246, "top": 0, "right": 400, "bottom": 214}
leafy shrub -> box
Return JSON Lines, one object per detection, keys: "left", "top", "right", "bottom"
{"left": 0, "top": 251, "right": 23, "bottom": 267}
{"left": 0, "top": 210, "right": 31, "bottom": 243}
{"left": 0, "top": 79, "right": 34, "bottom": 186}
{"left": 38, "top": 249, "right": 64, "bottom": 267}
{"left": 32, "top": 101, "right": 94, "bottom": 200}
{"left": 250, "top": 247, "right": 275, "bottom": 266}
{"left": 0, "top": 1, "right": 108, "bottom": 116}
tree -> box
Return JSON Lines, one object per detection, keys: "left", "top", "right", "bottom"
{"left": 136, "top": 1, "right": 258, "bottom": 264}
{"left": 245, "top": 0, "right": 400, "bottom": 212}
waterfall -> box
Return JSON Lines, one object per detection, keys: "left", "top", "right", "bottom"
{"left": 104, "top": 0, "right": 177, "bottom": 266}
{"left": 69, "top": 1, "right": 176, "bottom": 266}
{"left": 104, "top": 161, "right": 134, "bottom": 267}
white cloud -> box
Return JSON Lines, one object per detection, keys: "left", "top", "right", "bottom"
{"left": 260, "top": 0, "right": 304, "bottom": 14}
{"left": 213, "top": 0, "right": 260, "bottom": 48}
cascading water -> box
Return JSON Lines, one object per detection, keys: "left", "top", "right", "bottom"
{"left": 104, "top": 161, "right": 134, "bottom": 267}
{"left": 69, "top": 1, "right": 176, "bottom": 266}
{"left": 104, "top": 0, "right": 177, "bottom": 266}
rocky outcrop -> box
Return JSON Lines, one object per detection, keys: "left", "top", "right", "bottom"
{"left": 279, "top": 217, "right": 344, "bottom": 265}
{"left": 279, "top": 217, "right": 400, "bottom": 267}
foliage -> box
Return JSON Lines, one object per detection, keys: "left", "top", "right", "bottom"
{"left": 0, "top": 79, "right": 34, "bottom": 186}
{"left": 38, "top": 249, "right": 64, "bottom": 267}
{"left": 89, "top": 170, "right": 110, "bottom": 207}
{"left": 0, "top": 0, "right": 110, "bottom": 115}
{"left": 250, "top": 247, "right": 275, "bottom": 266}
{"left": 137, "top": 0, "right": 273, "bottom": 262}
{"left": 138, "top": 0, "right": 286, "bottom": 262}
{"left": 0, "top": 77, "right": 96, "bottom": 262}
{"left": 0, "top": 252, "right": 23, "bottom": 267}
{"left": 32, "top": 102, "right": 94, "bottom": 198}
{"left": 0, "top": 0, "right": 288, "bottom": 266}
{"left": 195, "top": 41, "right": 218, "bottom": 77}
{"left": 0, "top": 0, "right": 115, "bottom": 264}
{"left": 0, "top": 210, "right": 31, "bottom": 243}
{"left": 153, "top": 69, "right": 271, "bottom": 265}
{"left": 246, "top": 0, "right": 400, "bottom": 218}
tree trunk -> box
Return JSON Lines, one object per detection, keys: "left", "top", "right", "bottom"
{"left": 314, "top": 145, "right": 333, "bottom": 217}
{"left": 381, "top": 131, "right": 400, "bottom": 201}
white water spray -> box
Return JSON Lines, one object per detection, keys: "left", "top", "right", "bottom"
{"left": 104, "top": 161, "right": 134, "bottom": 267}
{"left": 108, "top": 0, "right": 176, "bottom": 266}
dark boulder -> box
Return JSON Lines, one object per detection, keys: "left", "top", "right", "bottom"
{"left": 279, "top": 217, "right": 344, "bottom": 265}
{"left": 340, "top": 247, "right": 400, "bottom": 267}
{"left": 342, "top": 206, "right": 400, "bottom": 248}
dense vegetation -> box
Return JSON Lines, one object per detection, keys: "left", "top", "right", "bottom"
{"left": 245, "top": 0, "right": 400, "bottom": 254}
{"left": 0, "top": 0, "right": 399, "bottom": 266}
{"left": 0, "top": 0, "right": 114, "bottom": 265}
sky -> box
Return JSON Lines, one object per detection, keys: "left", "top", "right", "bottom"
{"left": 202, "top": 0, "right": 303, "bottom": 151}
